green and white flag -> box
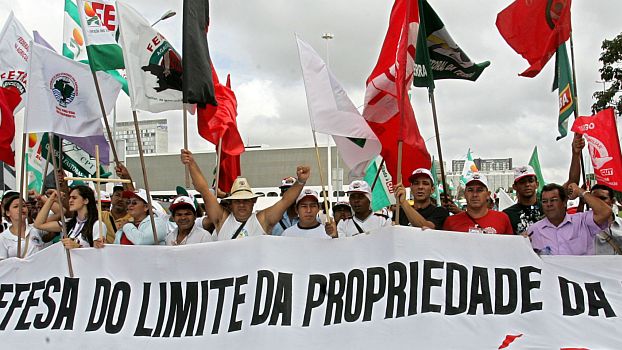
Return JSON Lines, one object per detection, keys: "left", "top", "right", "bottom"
{"left": 459, "top": 149, "right": 478, "bottom": 186}
{"left": 66, "top": 0, "right": 128, "bottom": 93}
{"left": 25, "top": 133, "right": 45, "bottom": 191}
{"left": 528, "top": 146, "right": 546, "bottom": 193}
{"left": 552, "top": 42, "right": 575, "bottom": 140}
{"left": 40, "top": 134, "right": 111, "bottom": 179}
{"left": 77, "top": 0, "right": 124, "bottom": 71}
{"left": 363, "top": 157, "right": 396, "bottom": 212}
{"left": 413, "top": 0, "right": 490, "bottom": 90}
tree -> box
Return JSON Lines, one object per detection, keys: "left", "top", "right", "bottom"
{"left": 592, "top": 33, "right": 622, "bottom": 116}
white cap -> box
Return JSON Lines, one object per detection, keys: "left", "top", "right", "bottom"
{"left": 99, "top": 191, "right": 111, "bottom": 203}
{"left": 408, "top": 168, "right": 434, "bottom": 184}
{"left": 122, "top": 188, "right": 151, "bottom": 204}
{"left": 465, "top": 172, "right": 489, "bottom": 189}
{"left": 347, "top": 180, "right": 371, "bottom": 194}
{"left": 170, "top": 195, "right": 196, "bottom": 212}
{"left": 514, "top": 165, "right": 537, "bottom": 183}
{"left": 280, "top": 177, "right": 296, "bottom": 188}
{"left": 296, "top": 189, "right": 320, "bottom": 205}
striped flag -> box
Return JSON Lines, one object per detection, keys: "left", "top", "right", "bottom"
{"left": 0, "top": 161, "right": 16, "bottom": 191}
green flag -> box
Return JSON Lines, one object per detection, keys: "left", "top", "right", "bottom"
{"left": 430, "top": 156, "right": 441, "bottom": 200}
{"left": 64, "top": 0, "right": 128, "bottom": 94}
{"left": 552, "top": 42, "right": 575, "bottom": 140}
{"left": 459, "top": 149, "right": 477, "bottom": 187}
{"left": 40, "top": 134, "right": 111, "bottom": 180}
{"left": 413, "top": 0, "right": 490, "bottom": 89}
{"left": 363, "top": 157, "right": 395, "bottom": 211}
{"left": 528, "top": 146, "right": 546, "bottom": 193}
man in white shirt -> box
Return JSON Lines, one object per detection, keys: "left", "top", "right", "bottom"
{"left": 166, "top": 196, "right": 213, "bottom": 245}
{"left": 283, "top": 189, "right": 333, "bottom": 239}
{"left": 329, "top": 180, "right": 390, "bottom": 237}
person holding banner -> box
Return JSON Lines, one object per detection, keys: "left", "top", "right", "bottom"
{"left": 113, "top": 189, "right": 168, "bottom": 245}
{"left": 591, "top": 184, "right": 622, "bottom": 255}
{"left": 34, "top": 186, "right": 105, "bottom": 249}
{"left": 165, "top": 196, "right": 213, "bottom": 245}
{"left": 0, "top": 193, "right": 44, "bottom": 259}
{"left": 393, "top": 168, "right": 449, "bottom": 229}
{"left": 181, "top": 149, "right": 310, "bottom": 240}
{"left": 283, "top": 189, "right": 334, "bottom": 239}
{"left": 527, "top": 183, "right": 611, "bottom": 255}
{"left": 443, "top": 173, "right": 512, "bottom": 234}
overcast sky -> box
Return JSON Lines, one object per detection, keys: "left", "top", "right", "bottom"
{"left": 3, "top": 0, "right": 621, "bottom": 184}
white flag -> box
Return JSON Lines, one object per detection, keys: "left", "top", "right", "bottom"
{"left": 24, "top": 43, "right": 121, "bottom": 137}
{"left": 0, "top": 11, "right": 32, "bottom": 111}
{"left": 296, "top": 35, "right": 381, "bottom": 177}
{"left": 117, "top": 1, "right": 182, "bottom": 113}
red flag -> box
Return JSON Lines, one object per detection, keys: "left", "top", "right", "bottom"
{"left": 498, "top": 334, "right": 523, "bottom": 349}
{"left": 218, "top": 150, "right": 240, "bottom": 192}
{"left": 571, "top": 108, "right": 622, "bottom": 191}
{"left": 197, "top": 70, "right": 245, "bottom": 156}
{"left": 496, "top": 0, "right": 572, "bottom": 77}
{"left": 363, "top": 0, "right": 431, "bottom": 182}
{"left": 0, "top": 87, "right": 22, "bottom": 166}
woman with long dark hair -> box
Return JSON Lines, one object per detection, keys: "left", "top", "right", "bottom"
{"left": 35, "top": 185, "right": 105, "bottom": 249}
{"left": 0, "top": 194, "right": 44, "bottom": 259}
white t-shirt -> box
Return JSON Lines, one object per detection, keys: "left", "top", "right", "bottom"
{"left": 216, "top": 213, "right": 265, "bottom": 240}
{"left": 337, "top": 213, "right": 391, "bottom": 237}
{"left": 67, "top": 218, "right": 106, "bottom": 248}
{"left": 283, "top": 222, "right": 332, "bottom": 239}
{"left": 166, "top": 222, "right": 214, "bottom": 245}
{"left": 0, "top": 225, "right": 44, "bottom": 259}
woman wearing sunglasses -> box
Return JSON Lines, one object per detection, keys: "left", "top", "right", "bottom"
{"left": 113, "top": 189, "right": 167, "bottom": 245}
{"left": 34, "top": 185, "right": 105, "bottom": 249}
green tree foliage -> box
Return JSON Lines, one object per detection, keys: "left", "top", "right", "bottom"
{"left": 593, "top": 33, "right": 622, "bottom": 116}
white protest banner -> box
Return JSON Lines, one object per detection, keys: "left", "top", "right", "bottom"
{"left": 0, "top": 227, "right": 620, "bottom": 349}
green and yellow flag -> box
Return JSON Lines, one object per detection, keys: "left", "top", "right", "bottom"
{"left": 553, "top": 42, "right": 575, "bottom": 140}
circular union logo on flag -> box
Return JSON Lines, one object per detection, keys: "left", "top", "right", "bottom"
{"left": 50, "top": 73, "right": 78, "bottom": 108}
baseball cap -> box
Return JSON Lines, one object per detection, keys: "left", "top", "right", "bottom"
{"left": 347, "top": 180, "right": 371, "bottom": 194}
{"left": 122, "top": 188, "right": 151, "bottom": 204}
{"left": 465, "top": 172, "right": 489, "bottom": 189}
{"left": 333, "top": 201, "right": 351, "bottom": 211}
{"left": 514, "top": 165, "right": 537, "bottom": 183}
{"left": 99, "top": 191, "right": 111, "bottom": 203}
{"left": 296, "top": 189, "right": 320, "bottom": 205}
{"left": 408, "top": 168, "right": 434, "bottom": 184}
{"left": 169, "top": 195, "right": 196, "bottom": 213}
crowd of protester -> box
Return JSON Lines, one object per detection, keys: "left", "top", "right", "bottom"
{"left": 1, "top": 133, "right": 621, "bottom": 260}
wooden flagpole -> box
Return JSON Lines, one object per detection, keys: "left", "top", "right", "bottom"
{"left": 16, "top": 134, "right": 27, "bottom": 258}
{"left": 90, "top": 71, "right": 121, "bottom": 166}
{"left": 370, "top": 159, "right": 386, "bottom": 191}
{"left": 214, "top": 138, "right": 222, "bottom": 194}
{"left": 183, "top": 105, "right": 190, "bottom": 188}
{"left": 312, "top": 132, "right": 331, "bottom": 223}
{"left": 48, "top": 132, "right": 74, "bottom": 277}
{"left": 131, "top": 110, "right": 160, "bottom": 245}
{"left": 95, "top": 145, "right": 104, "bottom": 245}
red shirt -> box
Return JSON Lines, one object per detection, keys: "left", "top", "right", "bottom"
{"left": 443, "top": 210, "right": 513, "bottom": 234}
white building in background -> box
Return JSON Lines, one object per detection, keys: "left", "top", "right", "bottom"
{"left": 114, "top": 119, "right": 168, "bottom": 155}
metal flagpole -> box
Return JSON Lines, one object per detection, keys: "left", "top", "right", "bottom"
{"left": 429, "top": 91, "right": 450, "bottom": 197}
{"left": 131, "top": 110, "right": 160, "bottom": 244}
{"left": 322, "top": 32, "right": 334, "bottom": 206}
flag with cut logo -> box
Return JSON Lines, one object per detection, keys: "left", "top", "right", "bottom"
{"left": 0, "top": 12, "right": 32, "bottom": 111}
{"left": 363, "top": 0, "right": 431, "bottom": 183}
{"left": 528, "top": 146, "right": 546, "bottom": 193}
{"left": 24, "top": 43, "right": 121, "bottom": 137}
{"left": 571, "top": 108, "right": 622, "bottom": 192}
{"left": 117, "top": 1, "right": 183, "bottom": 113}
{"left": 296, "top": 35, "right": 381, "bottom": 178}
{"left": 459, "top": 149, "right": 478, "bottom": 186}
{"left": 496, "top": 0, "right": 572, "bottom": 77}
{"left": 413, "top": 0, "right": 490, "bottom": 89}
{"left": 77, "top": 0, "right": 125, "bottom": 71}
{"left": 552, "top": 42, "right": 575, "bottom": 140}
{"left": 364, "top": 157, "right": 396, "bottom": 211}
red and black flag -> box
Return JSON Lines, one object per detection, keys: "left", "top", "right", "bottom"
{"left": 182, "top": 0, "right": 217, "bottom": 107}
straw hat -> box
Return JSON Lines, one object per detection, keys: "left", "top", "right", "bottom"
{"left": 224, "top": 177, "right": 261, "bottom": 200}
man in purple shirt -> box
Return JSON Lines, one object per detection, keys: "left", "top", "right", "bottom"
{"left": 527, "top": 183, "right": 611, "bottom": 255}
